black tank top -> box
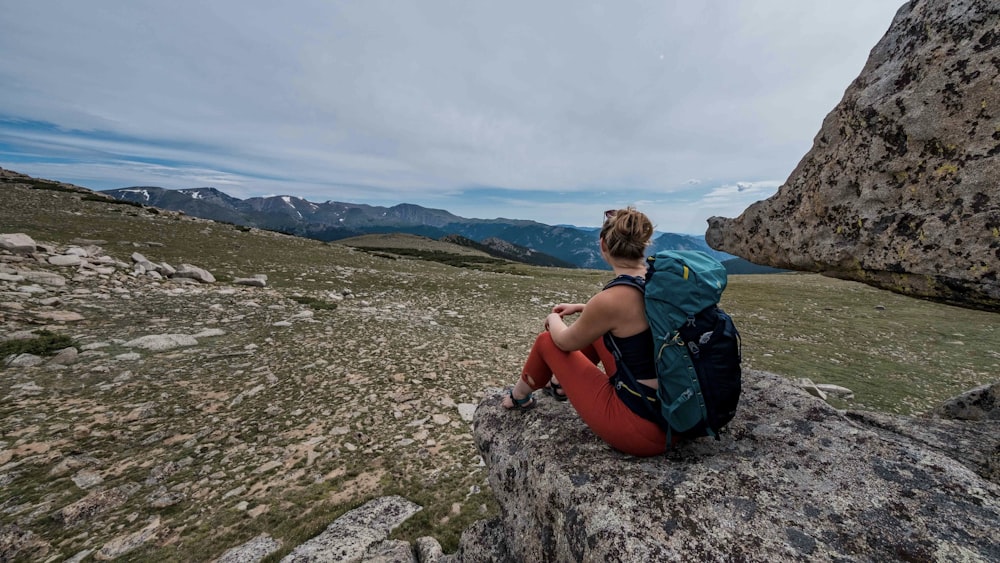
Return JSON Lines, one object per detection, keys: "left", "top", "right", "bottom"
{"left": 605, "top": 330, "right": 655, "bottom": 379}
{"left": 602, "top": 275, "right": 656, "bottom": 380}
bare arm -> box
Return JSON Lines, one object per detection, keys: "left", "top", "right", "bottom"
{"left": 552, "top": 303, "right": 585, "bottom": 317}
{"left": 546, "top": 292, "right": 618, "bottom": 351}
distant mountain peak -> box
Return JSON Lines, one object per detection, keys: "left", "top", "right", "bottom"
{"left": 101, "top": 185, "right": 731, "bottom": 270}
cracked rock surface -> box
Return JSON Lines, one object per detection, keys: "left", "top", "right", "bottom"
{"left": 706, "top": 0, "right": 1000, "bottom": 312}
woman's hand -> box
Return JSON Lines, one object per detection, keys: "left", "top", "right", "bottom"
{"left": 551, "top": 303, "right": 585, "bottom": 317}
{"left": 544, "top": 312, "right": 565, "bottom": 332}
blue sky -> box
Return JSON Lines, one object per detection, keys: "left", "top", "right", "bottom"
{"left": 1, "top": 1, "right": 905, "bottom": 233}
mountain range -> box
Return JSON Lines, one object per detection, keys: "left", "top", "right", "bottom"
{"left": 102, "top": 186, "right": 740, "bottom": 270}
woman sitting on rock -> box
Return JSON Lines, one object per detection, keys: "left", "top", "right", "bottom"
{"left": 502, "top": 206, "right": 667, "bottom": 457}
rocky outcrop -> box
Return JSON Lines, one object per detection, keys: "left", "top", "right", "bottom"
{"left": 458, "top": 371, "right": 999, "bottom": 562}
{"left": 931, "top": 381, "right": 999, "bottom": 421}
{"left": 280, "top": 496, "right": 422, "bottom": 562}
{"left": 705, "top": 0, "right": 1000, "bottom": 312}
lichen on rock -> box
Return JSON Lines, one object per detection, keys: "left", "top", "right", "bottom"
{"left": 458, "top": 371, "right": 1000, "bottom": 561}
{"left": 706, "top": 0, "right": 1000, "bottom": 312}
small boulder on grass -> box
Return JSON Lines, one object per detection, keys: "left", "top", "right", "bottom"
{"left": 234, "top": 274, "right": 267, "bottom": 287}
{"left": 0, "top": 233, "right": 36, "bottom": 254}
{"left": 172, "top": 264, "right": 215, "bottom": 283}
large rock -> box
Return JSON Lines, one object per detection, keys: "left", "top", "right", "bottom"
{"left": 705, "top": 0, "right": 1000, "bottom": 312}
{"left": 459, "top": 371, "right": 999, "bottom": 562}
{"left": 280, "top": 495, "right": 422, "bottom": 562}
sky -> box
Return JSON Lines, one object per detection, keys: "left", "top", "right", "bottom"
{"left": 0, "top": 1, "right": 906, "bottom": 234}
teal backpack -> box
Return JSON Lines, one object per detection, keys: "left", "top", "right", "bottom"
{"left": 607, "top": 250, "right": 742, "bottom": 445}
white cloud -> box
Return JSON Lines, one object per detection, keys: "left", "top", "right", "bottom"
{"left": 0, "top": 0, "right": 906, "bottom": 227}
{"left": 699, "top": 181, "right": 783, "bottom": 207}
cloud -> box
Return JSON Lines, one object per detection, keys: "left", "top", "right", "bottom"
{"left": 698, "top": 181, "right": 784, "bottom": 209}
{"left": 0, "top": 0, "right": 905, "bottom": 228}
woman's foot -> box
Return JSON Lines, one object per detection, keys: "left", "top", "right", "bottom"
{"left": 544, "top": 379, "right": 568, "bottom": 402}
{"left": 502, "top": 380, "right": 535, "bottom": 410}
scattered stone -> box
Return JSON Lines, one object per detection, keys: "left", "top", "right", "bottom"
{"left": 795, "top": 378, "right": 827, "bottom": 400}
{"left": 19, "top": 270, "right": 66, "bottom": 286}
{"left": 0, "top": 523, "right": 50, "bottom": 561}
{"left": 814, "top": 383, "right": 855, "bottom": 400}
{"left": 173, "top": 264, "right": 216, "bottom": 283}
{"left": 34, "top": 310, "right": 84, "bottom": 322}
{"left": 93, "top": 516, "right": 162, "bottom": 560}
{"left": 48, "top": 254, "right": 83, "bottom": 267}
{"left": 147, "top": 489, "right": 185, "bottom": 509}
{"left": 53, "top": 484, "right": 139, "bottom": 526}
{"left": 457, "top": 403, "right": 477, "bottom": 423}
{"left": 234, "top": 274, "right": 268, "bottom": 287}
{"left": 222, "top": 486, "right": 246, "bottom": 501}
{"left": 247, "top": 505, "right": 269, "bottom": 519}
{"left": 125, "top": 334, "right": 198, "bottom": 351}
{"left": 64, "top": 549, "right": 93, "bottom": 563}
{"left": 158, "top": 262, "right": 176, "bottom": 276}
{"left": 5, "top": 353, "right": 43, "bottom": 367}
{"left": 48, "top": 347, "right": 80, "bottom": 365}
{"left": 194, "top": 328, "right": 226, "bottom": 338}
{"left": 215, "top": 533, "right": 282, "bottom": 563}
{"left": 71, "top": 469, "right": 104, "bottom": 490}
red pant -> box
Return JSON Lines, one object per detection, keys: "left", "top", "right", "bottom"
{"left": 521, "top": 331, "right": 667, "bottom": 457}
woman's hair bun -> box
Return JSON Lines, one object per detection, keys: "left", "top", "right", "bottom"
{"left": 600, "top": 206, "right": 653, "bottom": 260}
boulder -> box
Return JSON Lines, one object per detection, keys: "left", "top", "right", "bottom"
{"left": 931, "top": 381, "right": 999, "bottom": 421}
{"left": 705, "top": 0, "right": 1000, "bottom": 312}
{"left": 0, "top": 233, "right": 37, "bottom": 254}
{"left": 173, "top": 263, "right": 216, "bottom": 283}
{"left": 459, "top": 371, "right": 1000, "bottom": 561}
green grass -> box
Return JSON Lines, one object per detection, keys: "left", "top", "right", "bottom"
{"left": 80, "top": 194, "right": 147, "bottom": 208}
{"left": 0, "top": 330, "right": 77, "bottom": 359}
{"left": 289, "top": 295, "right": 339, "bottom": 310}
{"left": 723, "top": 273, "right": 998, "bottom": 414}
{"left": 353, "top": 246, "right": 511, "bottom": 270}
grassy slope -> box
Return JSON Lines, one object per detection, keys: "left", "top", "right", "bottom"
{"left": 1, "top": 175, "right": 997, "bottom": 559}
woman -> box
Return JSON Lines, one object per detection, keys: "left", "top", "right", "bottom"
{"left": 502, "top": 206, "right": 668, "bottom": 457}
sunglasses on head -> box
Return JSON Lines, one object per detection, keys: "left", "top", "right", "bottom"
{"left": 604, "top": 209, "right": 617, "bottom": 220}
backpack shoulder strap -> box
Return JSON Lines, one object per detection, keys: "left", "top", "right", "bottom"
{"left": 603, "top": 274, "right": 646, "bottom": 293}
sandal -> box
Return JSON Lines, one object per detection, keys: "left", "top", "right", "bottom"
{"left": 544, "top": 382, "right": 568, "bottom": 402}
{"left": 504, "top": 388, "right": 536, "bottom": 410}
